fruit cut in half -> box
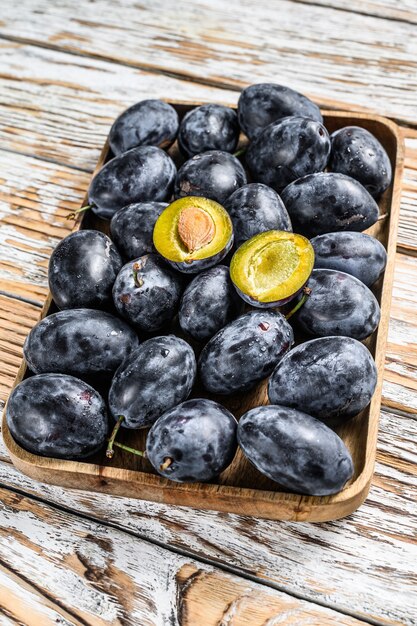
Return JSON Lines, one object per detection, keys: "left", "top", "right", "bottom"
{"left": 153, "top": 197, "right": 233, "bottom": 273}
{"left": 230, "top": 230, "right": 314, "bottom": 307}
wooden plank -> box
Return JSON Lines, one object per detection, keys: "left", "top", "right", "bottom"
{"left": 291, "top": 0, "right": 417, "bottom": 24}
{"left": 1, "top": 1, "right": 417, "bottom": 126}
{"left": 0, "top": 487, "right": 370, "bottom": 626}
{"left": 0, "top": 408, "right": 415, "bottom": 625}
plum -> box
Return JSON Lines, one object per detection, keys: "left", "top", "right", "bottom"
{"left": 88, "top": 146, "right": 176, "bottom": 220}
{"left": 199, "top": 310, "right": 294, "bottom": 395}
{"left": 48, "top": 230, "right": 122, "bottom": 310}
{"left": 146, "top": 398, "right": 237, "bottom": 482}
{"left": 24, "top": 309, "right": 139, "bottom": 378}
{"left": 296, "top": 268, "right": 380, "bottom": 340}
{"left": 224, "top": 183, "right": 292, "bottom": 247}
{"left": 268, "top": 336, "right": 377, "bottom": 427}
{"left": 175, "top": 150, "right": 247, "bottom": 205}
{"left": 109, "top": 335, "right": 196, "bottom": 429}
{"left": 246, "top": 116, "right": 330, "bottom": 191}
{"left": 112, "top": 253, "right": 183, "bottom": 332}
{"left": 238, "top": 405, "right": 353, "bottom": 495}
{"left": 311, "top": 231, "right": 387, "bottom": 287}
{"left": 110, "top": 201, "right": 168, "bottom": 261}
{"left": 281, "top": 172, "right": 379, "bottom": 238}
{"left": 330, "top": 126, "right": 392, "bottom": 197}
{"left": 6, "top": 374, "right": 108, "bottom": 459}
{"left": 178, "top": 104, "right": 239, "bottom": 157}
{"left": 179, "top": 265, "right": 244, "bottom": 341}
{"left": 109, "top": 99, "right": 179, "bottom": 155}
{"left": 238, "top": 83, "right": 322, "bottom": 139}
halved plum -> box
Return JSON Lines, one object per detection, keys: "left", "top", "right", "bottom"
{"left": 153, "top": 196, "right": 233, "bottom": 273}
{"left": 230, "top": 230, "right": 314, "bottom": 307}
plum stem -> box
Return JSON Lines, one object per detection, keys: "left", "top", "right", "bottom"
{"left": 67, "top": 204, "right": 92, "bottom": 220}
{"left": 233, "top": 147, "right": 247, "bottom": 158}
{"left": 377, "top": 213, "right": 388, "bottom": 222}
{"left": 113, "top": 441, "right": 146, "bottom": 457}
{"left": 285, "top": 287, "right": 312, "bottom": 320}
{"left": 106, "top": 415, "right": 124, "bottom": 459}
{"left": 160, "top": 457, "right": 173, "bottom": 471}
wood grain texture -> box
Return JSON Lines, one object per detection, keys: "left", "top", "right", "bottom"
{"left": 0, "top": 486, "right": 373, "bottom": 626}
{"left": 2, "top": 0, "right": 417, "bottom": 126}
{"left": 290, "top": 0, "right": 417, "bottom": 24}
{"left": 0, "top": 408, "right": 415, "bottom": 625}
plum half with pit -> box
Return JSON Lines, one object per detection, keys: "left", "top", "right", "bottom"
{"left": 146, "top": 398, "right": 237, "bottom": 482}
{"left": 238, "top": 405, "right": 353, "bottom": 496}
{"left": 6, "top": 373, "right": 109, "bottom": 459}
{"left": 153, "top": 197, "right": 233, "bottom": 273}
{"left": 48, "top": 230, "right": 122, "bottom": 310}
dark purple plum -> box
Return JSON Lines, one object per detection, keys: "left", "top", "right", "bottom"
{"left": 109, "top": 336, "right": 196, "bottom": 429}
{"left": 237, "top": 405, "right": 353, "bottom": 495}
{"left": 246, "top": 117, "right": 330, "bottom": 192}
{"left": 179, "top": 265, "right": 244, "bottom": 342}
{"left": 48, "top": 230, "right": 122, "bottom": 310}
{"left": 6, "top": 374, "right": 108, "bottom": 459}
{"left": 110, "top": 201, "right": 167, "bottom": 261}
{"left": 178, "top": 104, "right": 239, "bottom": 157}
{"left": 268, "top": 336, "right": 377, "bottom": 428}
{"left": 146, "top": 398, "right": 237, "bottom": 482}
{"left": 24, "top": 309, "right": 139, "bottom": 377}
{"left": 88, "top": 146, "right": 176, "bottom": 220}
{"left": 296, "top": 269, "right": 380, "bottom": 340}
{"left": 175, "top": 150, "right": 247, "bottom": 205}
{"left": 112, "top": 253, "right": 183, "bottom": 332}
{"left": 311, "top": 231, "right": 387, "bottom": 287}
{"left": 109, "top": 99, "right": 179, "bottom": 155}
{"left": 330, "top": 126, "right": 392, "bottom": 197}
{"left": 281, "top": 172, "right": 379, "bottom": 238}
{"left": 199, "top": 311, "right": 294, "bottom": 395}
{"left": 238, "top": 83, "right": 322, "bottom": 140}
{"left": 224, "top": 183, "right": 292, "bottom": 247}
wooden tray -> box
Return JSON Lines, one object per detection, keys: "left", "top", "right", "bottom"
{"left": 2, "top": 104, "right": 404, "bottom": 522}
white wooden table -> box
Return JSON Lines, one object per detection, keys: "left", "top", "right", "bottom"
{"left": 0, "top": 1, "right": 416, "bottom": 624}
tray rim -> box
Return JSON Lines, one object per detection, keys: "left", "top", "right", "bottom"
{"left": 1, "top": 106, "right": 405, "bottom": 522}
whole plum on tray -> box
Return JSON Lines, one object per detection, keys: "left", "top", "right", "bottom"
{"left": 238, "top": 83, "right": 323, "bottom": 140}
{"left": 330, "top": 126, "right": 392, "bottom": 197}
{"left": 296, "top": 268, "right": 381, "bottom": 340}
{"left": 178, "top": 104, "right": 239, "bottom": 157}
{"left": 88, "top": 146, "right": 176, "bottom": 220}
{"left": 311, "top": 231, "right": 387, "bottom": 287}
{"left": 146, "top": 398, "right": 237, "bottom": 482}
{"left": 246, "top": 116, "right": 331, "bottom": 191}
{"left": 238, "top": 405, "right": 353, "bottom": 496}
{"left": 224, "top": 183, "right": 292, "bottom": 247}
{"left": 109, "top": 335, "right": 196, "bottom": 429}
{"left": 6, "top": 374, "right": 108, "bottom": 459}
{"left": 110, "top": 202, "right": 168, "bottom": 261}
{"left": 48, "top": 230, "right": 122, "bottom": 310}
{"left": 175, "top": 150, "right": 247, "bottom": 205}
{"left": 198, "top": 310, "right": 294, "bottom": 395}
{"left": 268, "top": 336, "right": 378, "bottom": 428}
{"left": 109, "top": 99, "right": 179, "bottom": 155}
{"left": 281, "top": 172, "right": 379, "bottom": 238}
{"left": 179, "top": 265, "right": 243, "bottom": 342}
{"left": 24, "top": 309, "right": 139, "bottom": 378}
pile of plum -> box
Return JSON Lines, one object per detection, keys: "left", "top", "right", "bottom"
{"left": 6, "top": 83, "right": 392, "bottom": 497}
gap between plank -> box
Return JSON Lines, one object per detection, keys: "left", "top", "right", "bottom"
{"left": 288, "top": 0, "right": 415, "bottom": 27}
{"left": 0, "top": 291, "right": 43, "bottom": 308}
{"left": 0, "top": 479, "right": 397, "bottom": 626}
{"left": 0, "top": 146, "right": 92, "bottom": 174}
